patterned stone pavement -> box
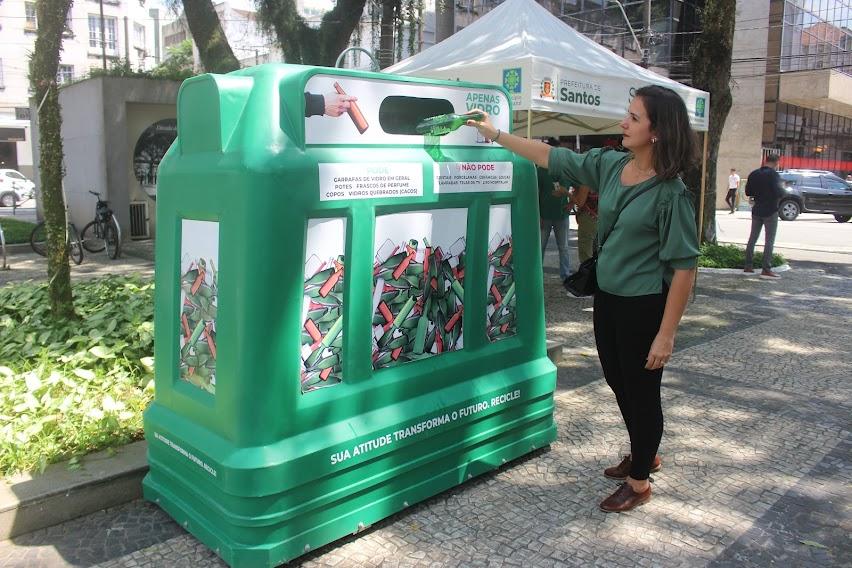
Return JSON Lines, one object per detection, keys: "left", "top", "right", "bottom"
{"left": 0, "top": 259, "right": 849, "bottom": 567}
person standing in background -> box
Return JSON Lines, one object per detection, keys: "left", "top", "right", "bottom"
{"left": 744, "top": 155, "right": 785, "bottom": 278}
{"left": 570, "top": 185, "right": 599, "bottom": 263}
{"left": 725, "top": 168, "right": 740, "bottom": 213}
{"left": 538, "top": 161, "right": 572, "bottom": 282}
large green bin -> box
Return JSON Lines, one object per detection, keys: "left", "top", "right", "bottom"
{"left": 143, "top": 64, "right": 557, "bottom": 567}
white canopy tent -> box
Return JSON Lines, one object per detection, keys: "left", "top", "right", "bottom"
{"left": 385, "top": 0, "right": 712, "bottom": 238}
{"left": 385, "top": 0, "right": 709, "bottom": 138}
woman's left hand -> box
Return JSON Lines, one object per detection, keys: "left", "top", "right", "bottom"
{"left": 645, "top": 332, "right": 674, "bottom": 370}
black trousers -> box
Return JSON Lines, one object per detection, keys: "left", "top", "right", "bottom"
{"left": 593, "top": 286, "right": 668, "bottom": 480}
{"left": 725, "top": 188, "right": 737, "bottom": 211}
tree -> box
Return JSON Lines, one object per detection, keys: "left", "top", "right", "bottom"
{"left": 30, "top": 0, "right": 75, "bottom": 319}
{"left": 377, "top": 0, "right": 421, "bottom": 68}
{"left": 256, "top": 0, "right": 369, "bottom": 66}
{"left": 173, "top": 0, "right": 240, "bottom": 73}
{"left": 684, "top": 0, "right": 736, "bottom": 244}
{"left": 151, "top": 39, "right": 196, "bottom": 80}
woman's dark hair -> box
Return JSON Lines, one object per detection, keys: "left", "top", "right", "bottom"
{"left": 634, "top": 85, "right": 699, "bottom": 180}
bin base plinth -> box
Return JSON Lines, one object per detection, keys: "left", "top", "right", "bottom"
{"left": 144, "top": 418, "right": 556, "bottom": 567}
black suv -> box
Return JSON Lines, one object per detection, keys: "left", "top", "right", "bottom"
{"left": 777, "top": 170, "right": 852, "bottom": 222}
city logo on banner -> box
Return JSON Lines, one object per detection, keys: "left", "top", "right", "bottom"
{"left": 503, "top": 68, "right": 522, "bottom": 93}
{"left": 540, "top": 77, "right": 555, "bottom": 99}
{"left": 695, "top": 97, "right": 707, "bottom": 118}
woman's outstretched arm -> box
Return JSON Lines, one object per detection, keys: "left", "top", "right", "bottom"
{"left": 465, "top": 112, "right": 552, "bottom": 168}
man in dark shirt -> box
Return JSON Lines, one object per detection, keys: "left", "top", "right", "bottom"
{"left": 744, "top": 155, "right": 785, "bottom": 278}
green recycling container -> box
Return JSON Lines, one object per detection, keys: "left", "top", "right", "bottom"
{"left": 143, "top": 63, "right": 556, "bottom": 567}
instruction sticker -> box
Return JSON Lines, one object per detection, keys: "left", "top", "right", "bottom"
{"left": 433, "top": 162, "right": 513, "bottom": 194}
{"left": 318, "top": 163, "right": 423, "bottom": 201}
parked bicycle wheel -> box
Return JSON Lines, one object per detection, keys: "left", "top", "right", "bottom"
{"left": 104, "top": 217, "right": 121, "bottom": 259}
{"left": 30, "top": 222, "right": 47, "bottom": 256}
{"left": 30, "top": 221, "right": 84, "bottom": 264}
{"left": 80, "top": 220, "right": 106, "bottom": 253}
{"left": 68, "top": 224, "right": 84, "bottom": 265}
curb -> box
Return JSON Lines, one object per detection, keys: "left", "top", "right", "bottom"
{"left": 1, "top": 242, "right": 34, "bottom": 255}
{"left": 698, "top": 263, "right": 792, "bottom": 275}
{"left": 0, "top": 441, "right": 148, "bottom": 540}
{"left": 0, "top": 341, "right": 567, "bottom": 539}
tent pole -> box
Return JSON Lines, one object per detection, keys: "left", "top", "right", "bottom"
{"left": 694, "top": 130, "right": 709, "bottom": 298}
{"left": 526, "top": 109, "right": 532, "bottom": 139}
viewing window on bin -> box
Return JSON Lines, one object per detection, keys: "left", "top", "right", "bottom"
{"left": 300, "top": 218, "right": 347, "bottom": 393}
{"left": 371, "top": 209, "right": 468, "bottom": 369}
{"left": 378, "top": 96, "right": 454, "bottom": 135}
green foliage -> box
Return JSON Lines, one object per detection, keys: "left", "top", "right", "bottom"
{"left": 698, "top": 243, "right": 785, "bottom": 269}
{"left": 150, "top": 39, "right": 196, "bottom": 81}
{"left": 83, "top": 49, "right": 195, "bottom": 83}
{"left": 0, "top": 218, "right": 36, "bottom": 245}
{"left": 0, "top": 276, "right": 155, "bottom": 475}
{"left": 87, "top": 58, "right": 149, "bottom": 79}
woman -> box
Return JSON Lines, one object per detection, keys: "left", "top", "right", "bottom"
{"left": 466, "top": 85, "right": 699, "bottom": 512}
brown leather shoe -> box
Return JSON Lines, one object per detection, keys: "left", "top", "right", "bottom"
{"left": 603, "top": 454, "right": 662, "bottom": 480}
{"left": 599, "top": 482, "right": 651, "bottom": 513}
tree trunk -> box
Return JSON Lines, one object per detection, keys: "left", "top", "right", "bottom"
{"left": 684, "top": 0, "right": 736, "bottom": 244}
{"left": 182, "top": 0, "right": 241, "bottom": 73}
{"left": 257, "top": 0, "right": 368, "bottom": 66}
{"left": 29, "top": 0, "right": 75, "bottom": 319}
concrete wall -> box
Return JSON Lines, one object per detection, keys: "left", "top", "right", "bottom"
{"left": 715, "top": 0, "right": 771, "bottom": 208}
{"left": 61, "top": 79, "right": 108, "bottom": 232}
{"left": 32, "top": 77, "right": 179, "bottom": 240}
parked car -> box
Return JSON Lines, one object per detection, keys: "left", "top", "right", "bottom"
{"left": 777, "top": 169, "right": 852, "bottom": 222}
{"left": 0, "top": 169, "right": 35, "bottom": 207}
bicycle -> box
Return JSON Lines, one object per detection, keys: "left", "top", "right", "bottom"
{"left": 80, "top": 191, "right": 121, "bottom": 259}
{"left": 29, "top": 219, "right": 84, "bottom": 265}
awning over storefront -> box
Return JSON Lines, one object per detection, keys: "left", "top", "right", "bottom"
{"left": 779, "top": 69, "right": 852, "bottom": 119}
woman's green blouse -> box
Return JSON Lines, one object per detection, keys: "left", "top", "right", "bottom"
{"left": 549, "top": 147, "right": 699, "bottom": 296}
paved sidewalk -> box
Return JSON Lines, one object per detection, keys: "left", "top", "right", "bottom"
{"left": 0, "top": 241, "right": 154, "bottom": 287}
{"left": 0, "top": 246, "right": 849, "bottom": 567}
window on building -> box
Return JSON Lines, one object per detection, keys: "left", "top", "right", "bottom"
{"left": 134, "top": 23, "right": 146, "bottom": 48}
{"left": 88, "top": 15, "right": 118, "bottom": 52}
{"left": 56, "top": 65, "right": 74, "bottom": 85}
{"left": 64, "top": 11, "right": 74, "bottom": 36}
{"left": 25, "top": 2, "right": 38, "bottom": 30}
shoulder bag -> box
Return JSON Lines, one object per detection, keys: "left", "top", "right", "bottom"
{"left": 563, "top": 178, "right": 663, "bottom": 297}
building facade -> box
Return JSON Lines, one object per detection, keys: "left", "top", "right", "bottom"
{"left": 717, "top": 0, "right": 852, "bottom": 208}
{"left": 0, "top": 0, "right": 167, "bottom": 178}
{"left": 763, "top": 0, "right": 852, "bottom": 173}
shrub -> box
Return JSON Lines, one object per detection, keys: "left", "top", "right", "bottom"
{"left": 0, "top": 276, "right": 155, "bottom": 475}
{"left": 698, "top": 243, "right": 785, "bottom": 269}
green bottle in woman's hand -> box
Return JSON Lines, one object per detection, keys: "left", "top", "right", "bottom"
{"left": 416, "top": 111, "right": 485, "bottom": 136}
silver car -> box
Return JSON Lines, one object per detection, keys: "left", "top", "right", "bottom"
{"left": 0, "top": 169, "right": 35, "bottom": 207}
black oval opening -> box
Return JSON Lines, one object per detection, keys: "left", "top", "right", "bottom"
{"left": 378, "top": 96, "right": 455, "bottom": 135}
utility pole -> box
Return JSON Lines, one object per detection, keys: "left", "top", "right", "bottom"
{"left": 149, "top": 8, "right": 161, "bottom": 64}
{"left": 124, "top": 16, "right": 130, "bottom": 62}
{"left": 642, "top": 0, "right": 651, "bottom": 67}
{"left": 99, "top": 0, "right": 107, "bottom": 69}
